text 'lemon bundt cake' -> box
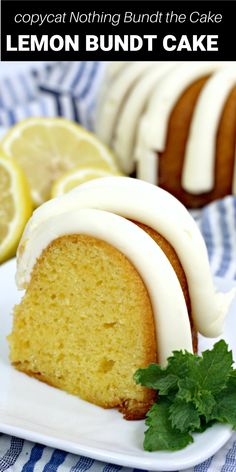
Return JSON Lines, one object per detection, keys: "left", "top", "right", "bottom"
{"left": 96, "top": 62, "right": 236, "bottom": 208}
{"left": 8, "top": 177, "right": 233, "bottom": 419}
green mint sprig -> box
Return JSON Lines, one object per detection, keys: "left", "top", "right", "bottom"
{"left": 134, "top": 340, "right": 236, "bottom": 451}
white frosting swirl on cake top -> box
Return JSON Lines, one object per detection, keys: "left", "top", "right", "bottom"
{"left": 182, "top": 65, "right": 236, "bottom": 193}
{"left": 17, "top": 177, "right": 233, "bottom": 357}
{"left": 112, "top": 63, "right": 176, "bottom": 174}
{"left": 135, "top": 62, "right": 236, "bottom": 195}
{"left": 18, "top": 207, "right": 193, "bottom": 366}
{"left": 95, "top": 62, "right": 161, "bottom": 145}
{"left": 98, "top": 62, "right": 236, "bottom": 195}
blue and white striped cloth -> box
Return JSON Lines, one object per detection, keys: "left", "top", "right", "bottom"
{"left": 1, "top": 62, "right": 236, "bottom": 471}
{"left": 199, "top": 197, "right": 236, "bottom": 280}
{"left": 1, "top": 431, "right": 236, "bottom": 472}
{"left": 0, "top": 62, "right": 106, "bottom": 131}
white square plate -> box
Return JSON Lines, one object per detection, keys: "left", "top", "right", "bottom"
{"left": 0, "top": 259, "right": 235, "bottom": 471}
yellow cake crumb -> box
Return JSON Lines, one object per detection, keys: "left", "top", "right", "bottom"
{"left": 8, "top": 234, "right": 157, "bottom": 419}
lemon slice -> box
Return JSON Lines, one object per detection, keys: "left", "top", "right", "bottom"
{"left": 51, "top": 166, "right": 123, "bottom": 198}
{"left": 1, "top": 118, "right": 119, "bottom": 206}
{"left": 0, "top": 155, "right": 33, "bottom": 263}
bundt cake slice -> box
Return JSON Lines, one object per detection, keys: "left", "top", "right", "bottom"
{"left": 8, "top": 177, "right": 233, "bottom": 419}
{"left": 11, "top": 231, "right": 157, "bottom": 420}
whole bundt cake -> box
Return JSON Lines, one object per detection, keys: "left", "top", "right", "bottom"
{"left": 96, "top": 62, "right": 236, "bottom": 208}
{"left": 8, "top": 177, "right": 233, "bottom": 419}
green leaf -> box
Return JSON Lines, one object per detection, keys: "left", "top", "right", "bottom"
{"left": 134, "top": 350, "right": 201, "bottom": 395}
{"left": 134, "top": 364, "right": 178, "bottom": 395}
{"left": 197, "top": 340, "right": 233, "bottom": 394}
{"left": 134, "top": 364, "right": 164, "bottom": 389}
{"left": 194, "top": 417, "right": 216, "bottom": 433}
{"left": 156, "top": 374, "right": 179, "bottom": 395}
{"left": 144, "top": 400, "right": 193, "bottom": 452}
{"left": 176, "top": 341, "right": 232, "bottom": 417}
{"left": 166, "top": 350, "right": 200, "bottom": 379}
{"left": 169, "top": 399, "right": 200, "bottom": 432}
{"left": 228, "top": 370, "right": 236, "bottom": 387}
{"left": 177, "top": 378, "right": 196, "bottom": 403}
{"left": 211, "top": 382, "right": 236, "bottom": 429}
{"left": 194, "top": 390, "right": 216, "bottom": 419}
{"left": 133, "top": 340, "right": 236, "bottom": 452}
{"left": 177, "top": 381, "right": 216, "bottom": 418}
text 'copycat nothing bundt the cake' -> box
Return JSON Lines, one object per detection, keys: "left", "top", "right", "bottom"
{"left": 96, "top": 62, "right": 236, "bottom": 208}
{"left": 8, "top": 177, "right": 233, "bottom": 419}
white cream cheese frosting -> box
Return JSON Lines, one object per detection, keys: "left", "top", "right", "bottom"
{"left": 135, "top": 62, "right": 233, "bottom": 184}
{"left": 95, "top": 61, "right": 161, "bottom": 145}
{"left": 17, "top": 177, "right": 233, "bottom": 343}
{"left": 182, "top": 66, "right": 236, "bottom": 194}
{"left": 113, "top": 63, "right": 176, "bottom": 174}
{"left": 97, "top": 62, "right": 236, "bottom": 197}
{"left": 18, "top": 207, "right": 193, "bottom": 365}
